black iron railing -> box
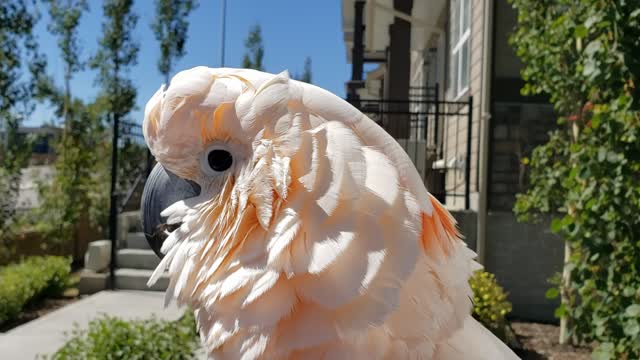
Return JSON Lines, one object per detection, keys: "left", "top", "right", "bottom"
{"left": 348, "top": 88, "right": 473, "bottom": 209}
{"left": 109, "top": 119, "right": 152, "bottom": 288}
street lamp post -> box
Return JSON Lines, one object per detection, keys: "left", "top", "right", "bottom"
{"left": 220, "top": 0, "right": 227, "bottom": 67}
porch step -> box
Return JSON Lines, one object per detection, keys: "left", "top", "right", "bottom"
{"left": 114, "top": 268, "right": 169, "bottom": 291}
{"left": 126, "top": 232, "right": 150, "bottom": 250}
{"left": 117, "top": 249, "right": 161, "bottom": 270}
{"left": 78, "top": 269, "right": 109, "bottom": 295}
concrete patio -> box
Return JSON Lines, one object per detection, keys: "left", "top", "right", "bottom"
{"left": 0, "top": 290, "right": 205, "bottom": 359}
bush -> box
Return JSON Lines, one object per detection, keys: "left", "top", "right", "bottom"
{"left": 0, "top": 256, "right": 72, "bottom": 325}
{"left": 470, "top": 270, "right": 515, "bottom": 343}
{"left": 48, "top": 311, "right": 199, "bottom": 360}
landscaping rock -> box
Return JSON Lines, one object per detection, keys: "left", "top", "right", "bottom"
{"left": 84, "top": 240, "right": 111, "bottom": 272}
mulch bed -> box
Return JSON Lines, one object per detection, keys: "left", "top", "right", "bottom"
{"left": 0, "top": 292, "right": 86, "bottom": 333}
{"left": 511, "top": 321, "right": 592, "bottom": 360}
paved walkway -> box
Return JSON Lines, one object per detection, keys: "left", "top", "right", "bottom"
{"left": 0, "top": 290, "right": 193, "bottom": 359}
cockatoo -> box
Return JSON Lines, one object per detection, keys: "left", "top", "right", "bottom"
{"left": 141, "top": 67, "right": 520, "bottom": 360}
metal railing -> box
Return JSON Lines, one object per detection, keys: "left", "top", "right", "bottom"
{"left": 348, "top": 87, "right": 473, "bottom": 209}
{"left": 109, "top": 119, "right": 152, "bottom": 288}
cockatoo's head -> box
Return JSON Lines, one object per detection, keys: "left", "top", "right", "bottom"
{"left": 141, "top": 66, "right": 296, "bottom": 255}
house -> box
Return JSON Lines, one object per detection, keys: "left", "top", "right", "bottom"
{"left": 341, "top": 0, "right": 563, "bottom": 322}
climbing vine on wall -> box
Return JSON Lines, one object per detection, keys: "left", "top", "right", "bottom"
{"left": 510, "top": 0, "right": 640, "bottom": 358}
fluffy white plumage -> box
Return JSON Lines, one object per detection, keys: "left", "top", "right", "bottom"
{"left": 143, "top": 67, "right": 520, "bottom": 359}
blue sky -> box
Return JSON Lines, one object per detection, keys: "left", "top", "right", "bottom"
{"left": 28, "top": 0, "right": 350, "bottom": 126}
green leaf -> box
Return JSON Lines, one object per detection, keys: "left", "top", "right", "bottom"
{"left": 545, "top": 287, "right": 559, "bottom": 299}
{"left": 584, "top": 39, "right": 603, "bottom": 56}
{"left": 625, "top": 304, "right": 640, "bottom": 317}
{"left": 624, "top": 321, "right": 640, "bottom": 336}
{"left": 592, "top": 342, "right": 615, "bottom": 360}
{"left": 574, "top": 25, "right": 588, "bottom": 38}
{"left": 551, "top": 218, "right": 563, "bottom": 233}
{"left": 598, "top": 148, "right": 607, "bottom": 162}
{"left": 554, "top": 304, "right": 567, "bottom": 318}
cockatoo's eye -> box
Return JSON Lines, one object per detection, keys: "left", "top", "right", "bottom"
{"left": 208, "top": 150, "right": 233, "bottom": 171}
{"left": 200, "top": 145, "right": 233, "bottom": 176}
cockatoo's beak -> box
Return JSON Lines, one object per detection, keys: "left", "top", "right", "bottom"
{"left": 141, "top": 163, "right": 201, "bottom": 258}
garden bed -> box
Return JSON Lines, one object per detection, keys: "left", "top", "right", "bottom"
{"left": 512, "top": 321, "right": 592, "bottom": 359}
{"left": 0, "top": 256, "right": 78, "bottom": 333}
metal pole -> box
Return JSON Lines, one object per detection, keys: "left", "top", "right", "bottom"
{"left": 465, "top": 96, "right": 473, "bottom": 210}
{"left": 108, "top": 112, "right": 119, "bottom": 290}
{"left": 220, "top": 0, "right": 227, "bottom": 67}
{"left": 434, "top": 83, "right": 440, "bottom": 155}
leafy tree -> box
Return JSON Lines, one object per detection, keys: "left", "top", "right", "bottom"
{"left": 241, "top": 24, "right": 264, "bottom": 71}
{"left": 0, "top": 1, "right": 46, "bottom": 263}
{"left": 31, "top": 0, "right": 101, "bottom": 251}
{"left": 43, "top": 0, "right": 88, "bottom": 122}
{"left": 151, "top": 0, "right": 198, "bottom": 84}
{"left": 33, "top": 99, "right": 111, "bottom": 250}
{"left": 90, "top": 0, "right": 139, "bottom": 121}
{"left": 511, "top": 0, "right": 640, "bottom": 357}
{"left": 90, "top": 0, "right": 140, "bottom": 247}
{"left": 294, "top": 56, "right": 312, "bottom": 83}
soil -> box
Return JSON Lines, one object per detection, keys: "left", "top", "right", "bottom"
{"left": 0, "top": 290, "right": 85, "bottom": 333}
{"left": 511, "top": 321, "right": 592, "bottom": 360}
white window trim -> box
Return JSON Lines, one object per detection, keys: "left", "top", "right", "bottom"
{"left": 451, "top": 0, "right": 470, "bottom": 100}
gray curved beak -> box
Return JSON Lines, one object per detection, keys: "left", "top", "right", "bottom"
{"left": 141, "top": 163, "right": 201, "bottom": 258}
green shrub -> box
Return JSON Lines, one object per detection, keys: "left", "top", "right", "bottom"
{"left": 47, "top": 311, "right": 199, "bottom": 360}
{"left": 470, "top": 270, "right": 515, "bottom": 343}
{"left": 0, "top": 256, "right": 72, "bottom": 325}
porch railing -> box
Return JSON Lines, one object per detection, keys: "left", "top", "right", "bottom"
{"left": 348, "top": 88, "right": 473, "bottom": 209}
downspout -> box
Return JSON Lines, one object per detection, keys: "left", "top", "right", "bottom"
{"left": 476, "top": 0, "right": 494, "bottom": 265}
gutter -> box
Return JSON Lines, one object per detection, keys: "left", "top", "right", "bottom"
{"left": 477, "top": 0, "right": 494, "bottom": 265}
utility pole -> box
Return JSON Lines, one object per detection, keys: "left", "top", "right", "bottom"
{"left": 220, "top": 0, "right": 227, "bottom": 67}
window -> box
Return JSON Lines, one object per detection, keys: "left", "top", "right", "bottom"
{"left": 450, "top": 0, "right": 470, "bottom": 98}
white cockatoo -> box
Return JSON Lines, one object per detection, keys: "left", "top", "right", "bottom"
{"left": 140, "top": 67, "right": 520, "bottom": 360}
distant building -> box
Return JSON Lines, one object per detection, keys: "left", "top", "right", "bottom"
{"left": 0, "top": 125, "right": 61, "bottom": 165}
{"left": 15, "top": 165, "right": 55, "bottom": 211}
{"left": 0, "top": 125, "right": 61, "bottom": 211}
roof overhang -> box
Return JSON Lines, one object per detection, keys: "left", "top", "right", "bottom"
{"left": 342, "top": 0, "right": 447, "bottom": 63}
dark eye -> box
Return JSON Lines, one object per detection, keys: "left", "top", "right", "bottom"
{"left": 207, "top": 149, "right": 233, "bottom": 172}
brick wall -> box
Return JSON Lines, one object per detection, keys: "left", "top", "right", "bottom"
{"left": 489, "top": 102, "right": 556, "bottom": 210}
{"left": 487, "top": 0, "right": 558, "bottom": 211}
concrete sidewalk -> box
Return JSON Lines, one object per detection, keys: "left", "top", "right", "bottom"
{"left": 0, "top": 290, "right": 191, "bottom": 359}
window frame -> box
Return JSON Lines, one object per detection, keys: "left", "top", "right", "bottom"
{"left": 451, "top": 0, "right": 471, "bottom": 99}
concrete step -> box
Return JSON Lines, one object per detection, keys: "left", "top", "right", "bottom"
{"left": 114, "top": 268, "right": 169, "bottom": 291}
{"left": 117, "top": 249, "right": 161, "bottom": 270}
{"left": 125, "top": 232, "right": 150, "bottom": 250}
{"left": 78, "top": 269, "right": 109, "bottom": 295}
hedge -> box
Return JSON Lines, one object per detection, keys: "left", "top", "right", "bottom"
{"left": 0, "top": 256, "right": 72, "bottom": 326}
